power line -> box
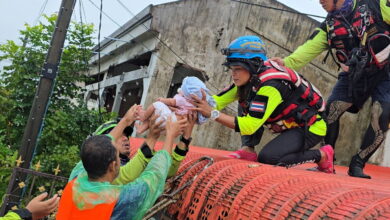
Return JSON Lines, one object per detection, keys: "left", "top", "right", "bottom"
{"left": 86, "top": 0, "right": 123, "bottom": 27}
{"left": 79, "top": 0, "right": 90, "bottom": 71}
{"left": 231, "top": 0, "right": 326, "bottom": 19}
{"left": 245, "top": 27, "right": 337, "bottom": 79}
{"left": 86, "top": 0, "right": 200, "bottom": 77}
{"left": 116, "top": 0, "right": 209, "bottom": 83}
{"left": 86, "top": 0, "right": 208, "bottom": 107}
{"left": 97, "top": 0, "right": 104, "bottom": 122}
{"left": 80, "top": 0, "right": 88, "bottom": 24}
{"left": 86, "top": 0, "right": 236, "bottom": 113}
{"left": 115, "top": 0, "right": 189, "bottom": 66}
{"left": 33, "top": 0, "right": 49, "bottom": 25}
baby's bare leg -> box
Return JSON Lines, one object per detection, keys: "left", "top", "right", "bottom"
{"left": 158, "top": 98, "right": 176, "bottom": 106}
{"left": 140, "top": 104, "right": 156, "bottom": 122}
{"left": 135, "top": 119, "right": 150, "bottom": 134}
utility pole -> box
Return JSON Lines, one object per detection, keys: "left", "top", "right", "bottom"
{"left": 0, "top": 0, "right": 77, "bottom": 214}
{"left": 19, "top": 0, "right": 77, "bottom": 169}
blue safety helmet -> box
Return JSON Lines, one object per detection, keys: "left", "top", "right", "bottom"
{"left": 221, "top": 36, "right": 268, "bottom": 75}
{"left": 221, "top": 35, "right": 268, "bottom": 61}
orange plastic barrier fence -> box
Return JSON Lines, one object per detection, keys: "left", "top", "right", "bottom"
{"left": 130, "top": 138, "right": 390, "bottom": 219}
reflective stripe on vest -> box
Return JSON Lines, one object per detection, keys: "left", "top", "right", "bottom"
{"left": 260, "top": 61, "right": 325, "bottom": 127}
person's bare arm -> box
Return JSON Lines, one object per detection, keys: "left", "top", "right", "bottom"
{"left": 109, "top": 104, "right": 141, "bottom": 144}
{"left": 162, "top": 116, "right": 188, "bottom": 154}
{"left": 139, "top": 104, "right": 155, "bottom": 122}
{"left": 145, "top": 114, "right": 164, "bottom": 150}
{"left": 177, "top": 111, "right": 197, "bottom": 150}
{"left": 190, "top": 90, "right": 236, "bottom": 129}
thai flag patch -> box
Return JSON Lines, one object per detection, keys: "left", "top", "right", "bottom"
{"left": 249, "top": 101, "right": 265, "bottom": 112}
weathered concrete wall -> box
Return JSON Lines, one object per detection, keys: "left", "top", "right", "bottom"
{"left": 142, "top": 0, "right": 379, "bottom": 165}
{"left": 383, "top": 132, "right": 390, "bottom": 167}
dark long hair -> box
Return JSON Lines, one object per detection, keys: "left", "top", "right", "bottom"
{"left": 237, "top": 80, "right": 252, "bottom": 104}
{"left": 231, "top": 57, "right": 264, "bottom": 103}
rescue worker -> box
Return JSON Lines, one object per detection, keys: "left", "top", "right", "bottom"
{"left": 56, "top": 105, "right": 195, "bottom": 219}
{"left": 93, "top": 119, "right": 133, "bottom": 166}
{"left": 272, "top": 0, "right": 390, "bottom": 179}
{"left": 192, "top": 35, "right": 333, "bottom": 171}
{"left": 69, "top": 111, "right": 197, "bottom": 184}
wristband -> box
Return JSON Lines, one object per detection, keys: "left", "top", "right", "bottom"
{"left": 174, "top": 145, "right": 188, "bottom": 156}
{"left": 180, "top": 135, "right": 192, "bottom": 148}
{"left": 140, "top": 142, "right": 153, "bottom": 158}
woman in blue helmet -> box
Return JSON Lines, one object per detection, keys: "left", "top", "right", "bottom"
{"left": 192, "top": 35, "right": 333, "bottom": 172}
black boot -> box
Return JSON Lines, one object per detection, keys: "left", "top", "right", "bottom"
{"left": 348, "top": 155, "right": 371, "bottom": 179}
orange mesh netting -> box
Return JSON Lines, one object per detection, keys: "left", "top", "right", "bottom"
{"left": 130, "top": 138, "right": 390, "bottom": 219}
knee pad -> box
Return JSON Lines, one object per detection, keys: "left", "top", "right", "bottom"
{"left": 326, "top": 101, "right": 353, "bottom": 124}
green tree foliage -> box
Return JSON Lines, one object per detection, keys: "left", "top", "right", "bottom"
{"left": 0, "top": 14, "right": 114, "bottom": 196}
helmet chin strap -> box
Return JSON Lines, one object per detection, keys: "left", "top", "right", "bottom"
{"left": 246, "top": 58, "right": 265, "bottom": 75}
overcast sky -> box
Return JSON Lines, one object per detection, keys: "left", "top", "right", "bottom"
{"left": 0, "top": 0, "right": 326, "bottom": 67}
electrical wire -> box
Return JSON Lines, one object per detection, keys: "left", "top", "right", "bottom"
{"left": 86, "top": 0, "right": 216, "bottom": 90}
{"left": 89, "top": 0, "right": 333, "bottom": 113}
{"left": 33, "top": 0, "right": 49, "bottom": 25}
{"left": 80, "top": 0, "right": 88, "bottom": 24}
{"left": 97, "top": 0, "right": 103, "bottom": 122}
{"left": 231, "top": 0, "right": 326, "bottom": 19}
{"left": 113, "top": 0, "right": 237, "bottom": 112}
{"left": 79, "top": 0, "right": 90, "bottom": 75}
{"left": 115, "top": 0, "right": 224, "bottom": 94}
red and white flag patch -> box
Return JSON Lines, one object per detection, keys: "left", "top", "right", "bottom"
{"left": 249, "top": 101, "right": 265, "bottom": 112}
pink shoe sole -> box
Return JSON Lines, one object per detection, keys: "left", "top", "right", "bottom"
{"left": 317, "top": 145, "right": 335, "bottom": 174}
{"left": 227, "top": 149, "right": 257, "bottom": 162}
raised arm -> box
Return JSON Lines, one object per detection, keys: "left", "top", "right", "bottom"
{"left": 283, "top": 26, "right": 329, "bottom": 70}
{"left": 112, "top": 114, "right": 164, "bottom": 185}
{"left": 380, "top": 0, "right": 390, "bottom": 25}
{"left": 168, "top": 112, "right": 197, "bottom": 177}
{"left": 109, "top": 104, "right": 141, "bottom": 144}
{"left": 192, "top": 84, "right": 283, "bottom": 136}
{"left": 111, "top": 116, "right": 187, "bottom": 220}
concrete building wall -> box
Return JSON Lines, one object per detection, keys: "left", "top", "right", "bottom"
{"left": 383, "top": 132, "right": 390, "bottom": 167}
{"left": 83, "top": 8, "right": 160, "bottom": 117}
{"left": 145, "top": 0, "right": 381, "bottom": 166}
